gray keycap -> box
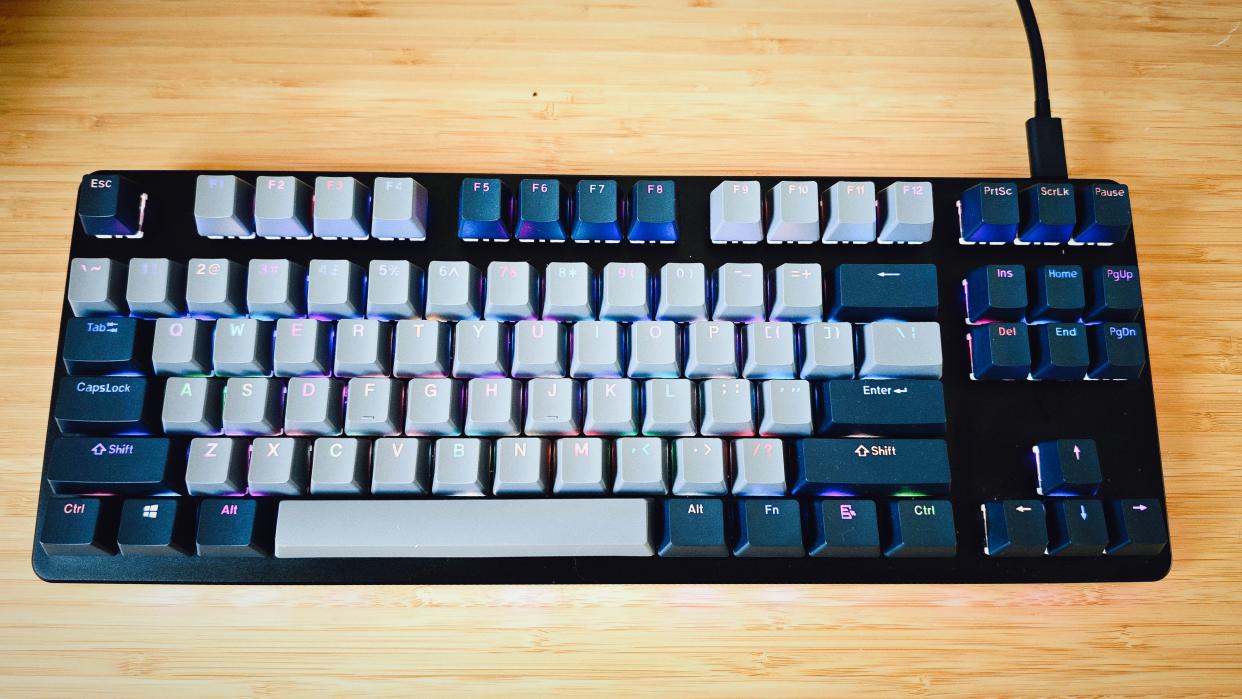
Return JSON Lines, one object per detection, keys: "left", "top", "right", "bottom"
{"left": 629, "top": 321, "right": 679, "bottom": 378}
{"left": 222, "top": 377, "right": 283, "bottom": 435}
{"left": 713, "top": 263, "right": 765, "bottom": 320}
{"left": 185, "top": 437, "right": 247, "bottom": 496}
{"left": 600, "top": 262, "right": 649, "bottom": 320}
{"left": 186, "top": 258, "right": 245, "bottom": 316}
{"left": 686, "top": 321, "right": 737, "bottom": 378}
{"left": 366, "top": 260, "right": 423, "bottom": 319}
{"left": 614, "top": 437, "right": 667, "bottom": 494}
{"left": 284, "top": 377, "right": 343, "bottom": 435}
{"left": 770, "top": 263, "right": 823, "bottom": 322}
{"left": 313, "top": 176, "right": 370, "bottom": 239}
{"left": 570, "top": 321, "right": 622, "bottom": 378}
{"left": 425, "top": 261, "right": 481, "bottom": 320}
{"left": 213, "top": 319, "right": 273, "bottom": 376}
{"left": 371, "top": 437, "right": 430, "bottom": 494}
{"left": 255, "top": 175, "right": 312, "bottom": 239}
{"left": 307, "top": 259, "right": 363, "bottom": 319}
{"left": 273, "top": 319, "right": 330, "bottom": 377}
{"left": 393, "top": 320, "right": 450, "bottom": 377}
{"left": 800, "top": 322, "right": 855, "bottom": 379}
{"left": 642, "top": 379, "right": 696, "bottom": 436}
{"left": 344, "top": 378, "right": 401, "bottom": 436}
{"left": 465, "top": 378, "right": 521, "bottom": 436}
{"left": 673, "top": 438, "right": 727, "bottom": 495}
{"left": 758, "top": 379, "right": 813, "bottom": 436}
{"left": 524, "top": 377, "right": 580, "bottom": 435}
{"left": 656, "top": 263, "right": 707, "bottom": 320}
{"left": 453, "top": 321, "right": 509, "bottom": 377}
{"left": 372, "top": 177, "right": 428, "bottom": 240}
{"left": 700, "top": 379, "right": 755, "bottom": 436}
{"left": 404, "top": 378, "right": 463, "bottom": 436}
{"left": 583, "top": 378, "right": 637, "bottom": 435}
{"left": 767, "top": 180, "right": 820, "bottom": 243}
{"left": 859, "top": 321, "right": 943, "bottom": 378}
{"left": 732, "top": 438, "right": 787, "bottom": 495}
{"left": 484, "top": 261, "right": 537, "bottom": 320}
{"left": 493, "top": 437, "right": 549, "bottom": 495}
{"left": 543, "top": 262, "right": 594, "bottom": 320}
{"left": 126, "top": 258, "right": 186, "bottom": 317}
{"left": 310, "top": 438, "right": 368, "bottom": 495}
{"left": 193, "top": 175, "right": 254, "bottom": 238}
{"left": 249, "top": 437, "right": 309, "bottom": 496}
{"left": 879, "top": 181, "right": 935, "bottom": 243}
{"left": 162, "top": 377, "right": 223, "bottom": 434}
{"left": 67, "top": 258, "right": 126, "bottom": 316}
{"left": 823, "top": 181, "right": 877, "bottom": 242}
{"left": 246, "top": 259, "right": 306, "bottom": 319}
{"left": 710, "top": 180, "right": 763, "bottom": 243}
{"left": 743, "top": 322, "right": 796, "bottom": 379}
{"left": 152, "top": 318, "right": 212, "bottom": 375}
{"left": 512, "top": 320, "right": 565, "bottom": 377}
{"left": 554, "top": 438, "right": 608, "bottom": 494}
{"left": 432, "top": 438, "right": 489, "bottom": 495}
{"left": 335, "top": 319, "right": 392, "bottom": 377}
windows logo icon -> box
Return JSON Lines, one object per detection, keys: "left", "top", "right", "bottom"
{"left": 141, "top": 504, "right": 159, "bottom": 519}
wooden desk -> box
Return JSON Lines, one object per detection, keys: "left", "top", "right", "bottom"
{"left": 1, "top": 1, "right": 1239, "bottom": 694}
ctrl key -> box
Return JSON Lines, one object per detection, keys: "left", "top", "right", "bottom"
{"left": 885, "top": 500, "right": 956, "bottom": 557}
{"left": 39, "top": 498, "right": 117, "bottom": 556}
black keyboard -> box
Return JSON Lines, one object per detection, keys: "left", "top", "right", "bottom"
{"left": 32, "top": 171, "right": 1169, "bottom": 583}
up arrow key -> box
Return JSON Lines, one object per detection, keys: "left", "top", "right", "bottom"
{"left": 1073, "top": 444, "right": 1082, "bottom": 459}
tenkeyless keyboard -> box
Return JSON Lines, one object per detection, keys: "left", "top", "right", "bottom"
{"left": 33, "top": 171, "right": 1169, "bottom": 583}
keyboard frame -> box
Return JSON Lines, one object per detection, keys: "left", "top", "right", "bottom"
{"left": 32, "top": 171, "right": 1171, "bottom": 584}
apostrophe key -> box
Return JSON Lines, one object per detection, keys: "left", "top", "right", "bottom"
{"left": 194, "top": 175, "right": 255, "bottom": 238}
{"left": 1019, "top": 182, "right": 1076, "bottom": 243}
{"left": 516, "top": 178, "right": 565, "bottom": 242}
{"left": 966, "top": 265, "right": 1028, "bottom": 322}
{"left": 77, "top": 174, "right": 142, "bottom": 237}
{"left": 459, "top": 177, "right": 509, "bottom": 240}
{"left": 572, "top": 180, "right": 621, "bottom": 242}
{"left": 982, "top": 500, "right": 1048, "bottom": 557}
{"left": 1075, "top": 182, "right": 1132, "bottom": 243}
{"left": 1035, "top": 439, "right": 1102, "bottom": 496}
{"left": 959, "top": 182, "right": 1018, "bottom": 242}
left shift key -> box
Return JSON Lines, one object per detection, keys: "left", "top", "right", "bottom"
{"left": 46, "top": 437, "right": 175, "bottom": 495}
{"left": 53, "top": 377, "right": 156, "bottom": 434}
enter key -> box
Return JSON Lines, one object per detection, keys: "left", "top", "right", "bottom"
{"left": 817, "top": 379, "right": 946, "bottom": 435}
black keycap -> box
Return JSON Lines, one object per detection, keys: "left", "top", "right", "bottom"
{"left": 628, "top": 180, "right": 678, "bottom": 243}
{"left": 969, "top": 323, "right": 1031, "bottom": 380}
{"left": 1087, "top": 265, "right": 1142, "bottom": 321}
{"left": 1048, "top": 499, "right": 1108, "bottom": 556}
{"left": 1107, "top": 499, "right": 1168, "bottom": 556}
{"left": 832, "top": 264, "right": 938, "bottom": 321}
{"left": 1074, "top": 182, "right": 1132, "bottom": 243}
{"left": 1089, "top": 323, "right": 1147, "bottom": 379}
{"left": 734, "top": 499, "right": 804, "bottom": 557}
{"left": 46, "top": 437, "right": 176, "bottom": 495}
{"left": 1031, "top": 323, "right": 1089, "bottom": 380}
{"left": 117, "top": 498, "right": 192, "bottom": 556}
{"left": 572, "top": 179, "right": 621, "bottom": 242}
{"left": 1019, "top": 182, "right": 1076, "bottom": 243}
{"left": 62, "top": 317, "right": 150, "bottom": 374}
{"left": 1035, "top": 439, "right": 1102, "bottom": 496}
{"left": 818, "top": 380, "right": 946, "bottom": 435}
{"left": 77, "top": 174, "right": 142, "bottom": 237}
{"left": 458, "top": 177, "right": 509, "bottom": 240}
{"left": 39, "top": 497, "right": 116, "bottom": 556}
{"left": 959, "top": 182, "right": 1018, "bottom": 243}
{"left": 53, "top": 376, "right": 155, "bottom": 434}
{"left": 966, "top": 265, "right": 1027, "bottom": 322}
{"left": 516, "top": 178, "right": 565, "bottom": 242}
{"left": 197, "top": 498, "right": 273, "bottom": 557}
{"left": 1029, "top": 265, "right": 1085, "bottom": 321}
{"left": 810, "top": 499, "right": 880, "bottom": 557}
{"left": 885, "top": 499, "right": 956, "bottom": 558}
{"left": 659, "top": 498, "right": 728, "bottom": 557}
{"left": 983, "top": 500, "right": 1048, "bottom": 557}
{"left": 793, "top": 438, "right": 950, "bottom": 496}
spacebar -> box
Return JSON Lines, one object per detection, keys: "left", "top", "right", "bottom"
{"left": 274, "top": 499, "right": 655, "bottom": 558}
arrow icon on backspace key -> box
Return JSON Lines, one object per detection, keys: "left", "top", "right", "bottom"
{"left": 876, "top": 272, "right": 902, "bottom": 277}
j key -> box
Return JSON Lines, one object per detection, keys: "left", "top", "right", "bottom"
{"left": 1019, "top": 182, "right": 1076, "bottom": 243}
{"left": 628, "top": 180, "right": 678, "bottom": 243}
{"left": 770, "top": 263, "right": 823, "bottom": 322}
{"left": 366, "top": 260, "right": 423, "bottom": 319}
{"left": 371, "top": 177, "right": 429, "bottom": 240}
{"left": 793, "top": 438, "right": 951, "bottom": 496}
{"left": 614, "top": 437, "right": 668, "bottom": 494}
{"left": 222, "top": 377, "right": 284, "bottom": 435}
{"left": 713, "top": 263, "right": 765, "bottom": 321}
{"left": 425, "top": 261, "right": 481, "bottom": 320}
{"left": 63, "top": 317, "right": 149, "bottom": 374}
{"left": 1035, "top": 439, "right": 1101, "bottom": 496}
{"left": 1074, "top": 182, "right": 1132, "bottom": 243}
{"left": 67, "top": 257, "right": 127, "bottom": 317}
{"left": 371, "top": 437, "right": 432, "bottom": 494}
{"left": 194, "top": 175, "right": 255, "bottom": 238}
{"left": 878, "top": 181, "right": 934, "bottom": 242}
{"left": 307, "top": 259, "right": 363, "bottom": 319}
{"left": 1030, "top": 265, "right": 1085, "bottom": 321}
{"left": 39, "top": 497, "right": 116, "bottom": 556}
{"left": 54, "top": 377, "right": 154, "bottom": 434}
{"left": 516, "top": 178, "right": 565, "bottom": 241}
{"left": 1089, "top": 323, "right": 1147, "bottom": 379}
{"left": 800, "top": 322, "right": 855, "bottom": 379}
{"left": 659, "top": 498, "right": 728, "bottom": 557}
{"left": 766, "top": 180, "right": 820, "bottom": 243}
{"left": 117, "top": 498, "right": 191, "bottom": 556}
{"left": 459, "top": 177, "right": 508, "bottom": 240}
{"left": 1107, "top": 499, "right": 1168, "bottom": 556}
{"left": 554, "top": 437, "right": 608, "bottom": 494}
{"left": 810, "top": 499, "right": 880, "bottom": 557}
{"left": 246, "top": 259, "right": 307, "bottom": 319}
{"left": 310, "top": 437, "right": 369, "bottom": 494}
{"left": 494, "top": 437, "right": 550, "bottom": 495}
{"left": 969, "top": 323, "right": 1031, "bottom": 380}
{"left": 1088, "top": 265, "right": 1142, "bottom": 321}
{"left": 818, "top": 380, "right": 946, "bottom": 436}
{"left": 162, "top": 377, "right": 224, "bottom": 434}
{"left": 248, "top": 437, "right": 310, "bottom": 496}
{"left": 710, "top": 180, "right": 763, "bottom": 243}
{"left": 1049, "top": 499, "right": 1108, "bottom": 556}
{"left": 185, "top": 437, "right": 248, "bottom": 495}
{"left": 335, "top": 319, "right": 392, "bottom": 377}
{"left": 822, "top": 181, "right": 877, "bottom": 243}
{"left": 600, "top": 262, "right": 649, "bottom": 320}
{"left": 273, "top": 319, "right": 330, "bottom": 377}
{"left": 484, "top": 261, "right": 537, "bottom": 320}
{"left": 77, "top": 174, "right": 141, "bottom": 237}
{"left": 885, "top": 500, "right": 956, "bottom": 557}
{"left": 734, "top": 499, "right": 803, "bottom": 557}
{"left": 196, "top": 498, "right": 273, "bottom": 557}
{"left": 126, "top": 258, "right": 186, "bottom": 317}
{"left": 255, "top": 175, "right": 313, "bottom": 239}
{"left": 732, "top": 438, "right": 787, "bottom": 495}
{"left": 543, "top": 262, "right": 595, "bottom": 320}
{"left": 313, "top": 176, "right": 370, "bottom": 239}
{"left": 524, "top": 377, "right": 580, "bottom": 435}
{"left": 572, "top": 179, "right": 621, "bottom": 242}
{"left": 152, "top": 318, "right": 212, "bottom": 376}
{"left": 186, "top": 258, "right": 245, "bottom": 317}
{"left": 983, "top": 500, "right": 1048, "bottom": 557}
{"left": 1031, "top": 323, "right": 1089, "bottom": 380}
{"left": 284, "top": 377, "right": 344, "bottom": 435}
{"left": 832, "top": 264, "right": 938, "bottom": 321}
{"left": 656, "top": 263, "right": 707, "bottom": 321}
{"left": 966, "top": 265, "right": 1028, "bottom": 322}
{"left": 859, "top": 321, "right": 942, "bottom": 379}
{"left": 959, "top": 182, "right": 1018, "bottom": 243}
{"left": 46, "top": 437, "right": 174, "bottom": 496}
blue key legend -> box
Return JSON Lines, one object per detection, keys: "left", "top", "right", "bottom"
{"left": 627, "top": 180, "right": 678, "bottom": 243}
{"left": 458, "top": 178, "right": 508, "bottom": 240}
{"left": 572, "top": 179, "right": 621, "bottom": 242}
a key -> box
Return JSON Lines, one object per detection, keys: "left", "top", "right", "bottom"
{"left": 432, "top": 438, "right": 490, "bottom": 495}
{"left": 313, "top": 176, "right": 370, "bottom": 239}
{"left": 1035, "top": 439, "right": 1101, "bottom": 496}
{"left": 193, "top": 175, "right": 255, "bottom": 238}
{"left": 366, "top": 260, "right": 423, "bottom": 319}
{"left": 371, "top": 177, "right": 429, "bottom": 240}
{"left": 656, "top": 263, "right": 707, "bottom": 320}
{"left": 743, "top": 322, "right": 796, "bottom": 378}
{"left": 464, "top": 378, "right": 521, "bottom": 436}
{"left": 186, "top": 258, "right": 245, "bottom": 316}
{"left": 248, "top": 437, "right": 310, "bottom": 496}
{"left": 1088, "top": 265, "right": 1142, "bottom": 322}
{"left": 642, "top": 379, "right": 696, "bottom": 436}
{"left": 553, "top": 438, "right": 608, "bottom": 494}
{"left": 672, "top": 437, "right": 727, "bottom": 495}
{"left": 67, "top": 257, "right": 127, "bottom": 316}
{"left": 878, "top": 181, "right": 934, "bottom": 243}
{"left": 767, "top": 180, "right": 820, "bottom": 243}
{"left": 284, "top": 377, "right": 344, "bottom": 436}
{"left": 758, "top": 380, "right": 813, "bottom": 436}
{"left": 859, "top": 321, "right": 943, "bottom": 379}
{"left": 371, "top": 438, "right": 431, "bottom": 494}
{"left": 39, "top": 497, "right": 115, "bottom": 556}
{"left": 685, "top": 321, "right": 737, "bottom": 378}
{"left": 185, "top": 437, "right": 248, "bottom": 496}
{"left": 735, "top": 499, "right": 804, "bottom": 557}
{"left": 46, "top": 437, "right": 173, "bottom": 495}
{"left": 77, "top": 174, "right": 141, "bottom": 237}
{"left": 983, "top": 500, "right": 1048, "bottom": 557}
{"left": 570, "top": 321, "right": 622, "bottom": 378}
{"left": 1030, "top": 265, "right": 1085, "bottom": 321}
{"left": 793, "top": 438, "right": 952, "bottom": 496}
{"left": 221, "top": 377, "right": 283, "bottom": 435}
{"left": 161, "top": 377, "right": 223, "bottom": 435}
{"left": 800, "top": 322, "right": 854, "bottom": 379}
{"left": 117, "top": 499, "right": 191, "bottom": 557}
{"left": 700, "top": 378, "right": 755, "bottom": 436}
{"left": 659, "top": 498, "right": 727, "bottom": 557}
{"left": 966, "top": 265, "right": 1028, "bottom": 322}
{"left": 770, "top": 263, "right": 823, "bottom": 322}
{"left": 484, "top": 261, "right": 538, "bottom": 320}
{"left": 822, "top": 181, "right": 877, "bottom": 243}
{"left": 885, "top": 500, "right": 956, "bottom": 557}
{"left": 959, "top": 182, "right": 1019, "bottom": 243}
{"left": 307, "top": 259, "right": 363, "bottom": 319}
{"left": 1107, "top": 499, "right": 1168, "bottom": 556}
{"left": 213, "top": 318, "right": 273, "bottom": 376}
{"left": 255, "top": 175, "right": 313, "bottom": 239}
{"left": 572, "top": 179, "right": 621, "bottom": 242}
{"left": 629, "top": 321, "right": 679, "bottom": 378}
{"left": 628, "top": 180, "right": 678, "bottom": 243}
{"left": 1089, "top": 323, "right": 1147, "bottom": 379}
{"left": 524, "top": 377, "right": 581, "bottom": 435}
{"left": 600, "top": 262, "right": 649, "bottom": 320}
{"left": 832, "top": 264, "right": 938, "bottom": 321}
{"left": 1019, "top": 182, "right": 1076, "bottom": 243}
{"left": 126, "top": 258, "right": 186, "bottom": 317}
{"left": 343, "top": 378, "right": 401, "bottom": 436}
{"left": 404, "top": 378, "right": 464, "bottom": 436}
{"left": 515, "top": 178, "right": 565, "bottom": 242}
{"left": 453, "top": 320, "right": 509, "bottom": 377}
{"left": 1031, "top": 323, "right": 1089, "bottom": 380}
{"left": 512, "top": 320, "right": 565, "bottom": 377}
{"left": 733, "top": 438, "right": 787, "bottom": 495}
{"left": 393, "top": 320, "right": 450, "bottom": 377}
{"left": 273, "top": 319, "right": 330, "bottom": 377}
{"left": 583, "top": 378, "right": 637, "bottom": 435}
{"left": 710, "top": 180, "right": 762, "bottom": 243}
{"left": 1048, "top": 499, "right": 1108, "bottom": 556}
{"left": 246, "top": 259, "right": 306, "bottom": 319}
{"left": 1074, "top": 182, "right": 1132, "bottom": 243}
{"left": 425, "top": 261, "right": 481, "bottom": 320}
{"left": 334, "top": 319, "right": 392, "bottom": 377}
{"left": 810, "top": 499, "right": 881, "bottom": 557}
{"left": 818, "top": 380, "right": 946, "bottom": 435}
{"left": 543, "top": 262, "right": 595, "bottom": 320}
{"left": 493, "top": 437, "right": 549, "bottom": 495}
{"left": 309, "top": 438, "right": 368, "bottom": 495}
{"left": 713, "top": 263, "right": 765, "bottom": 321}
{"left": 458, "top": 178, "right": 509, "bottom": 241}
{"left": 63, "top": 316, "right": 149, "bottom": 374}
{"left": 969, "top": 323, "right": 1031, "bottom": 380}
{"left": 53, "top": 377, "right": 154, "bottom": 434}
{"left": 613, "top": 437, "right": 667, "bottom": 494}
{"left": 197, "top": 498, "right": 273, "bottom": 557}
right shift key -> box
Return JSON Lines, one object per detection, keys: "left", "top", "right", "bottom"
{"left": 832, "top": 264, "right": 938, "bottom": 321}
{"left": 818, "top": 380, "right": 946, "bottom": 435}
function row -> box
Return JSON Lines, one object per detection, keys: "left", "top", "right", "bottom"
{"left": 966, "top": 264, "right": 1142, "bottom": 323}
{"left": 959, "top": 182, "right": 1132, "bottom": 245}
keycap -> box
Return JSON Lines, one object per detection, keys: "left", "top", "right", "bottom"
{"left": 656, "top": 263, "right": 707, "bottom": 320}
{"left": 1089, "top": 323, "right": 1147, "bottom": 379}
{"left": 39, "top": 498, "right": 115, "bottom": 556}
{"left": 152, "top": 319, "right": 212, "bottom": 376}
{"left": 1048, "top": 499, "right": 1108, "bottom": 556}
{"left": 810, "top": 499, "right": 880, "bottom": 557}
{"left": 493, "top": 437, "right": 549, "bottom": 495}
{"left": 185, "top": 437, "right": 248, "bottom": 495}
{"left": 628, "top": 321, "right": 679, "bottom": 378}
{"left": 371, "top": 438, "right": 431, "bottom": 494}
{"left": 983, "top": 500, "right": 1048, "bottom": 557}
{"left": 767, "top": 180, "right": 820, "bottom": 242}
{"left": 452, "top": 321, "right": 508, "bottom": 377}
{"left": 686, "top": 321, "right": 738, "bottom": 378}
{"left": 770, "top": 263, "right": 823, "bottom": 322}
{"left": 222, "top": 377, "right": 283, "bottom": 435}
{"left": 1030, "top": 265, "right": 1085, "bottom": 321}
{"left": 1035, "top": 439, "right": 1101, "bottom": 496}
{"left": 659, "top": 498, "right": 727, "bottom": 557}
{"left": 313, "top": 176, "right": 370, "bottom": 239}
{"left": 284, "top": 377, "right": 344, "bottom": 435}
{"left": 404, "top": 378, "right": 463, "bottom": 436}
{"left": 1074, "top": 182, "right": 1132, "bottom": 243}
{"left": 710, "top": 180, "right": 763, "bottom": 243}
{"left": 275, "top": 499, "right": 653, "bottom": 557}
{"left": 832, "top": 264, "right": 938, "bottom": 321}
{"left": 734, "top": 499, "right": 803, "bottom": 557}
{"left": 126, "top": 258, "right": 186, "bottom": 317}
{"left": 194, "top": 174, "right": 255, "bottom": 238}
{"left": 1031, "top": 323, "right": 1089, "bottom": 380}
{"left": 366, "top": 260, "right": 423, "bottom": 319}
{"left": 310, "top": 437, "right": 368, "bottom": 494}
{"left": 516, "top": 178, "right": 565, "bottom": 241}
{"left": 197, "top": 498, "right": 273, "bottom": 557}
{"left": 628, "top": 180, "right": 677, "bottom": 243}
{"left": 393, "top": 320, "right": 450, "bottom": 377}
{"left": 614, "top": 437, "right": 667, "bottom": 494}
{"left": 53, "top": 377, "right": 154, "bottom": 434}
{"left": 572, "top": 179, "right": 621, "bottom": 242}
{"left": 464, "top": 379, "right": 520, "bottom": 436}
{"left": 673, "top": 437, "right": 727, "bottom": 495}
{"left": 642, "top": 378, "right": 696, "bottom": 436}
{"left": 1088, "top": 265, "right": 1142, "bottom": 321}
{"left": 67, "top": 257, "right": 127, "bottom": 316}
{"left": 525, "top": 377, "right": 580, "bottom": 435}
{"left": 700, "top": 379, "right": 754, "bottom": 436}
{"left": 425, "top": 261, "right": 481, "bottom": 320}
{"left": 793, "top": 438, "right": 951, "bottom": 496}
{"left": 248, "top": 437, "right": 309, "bottom": 496}
{"left": 186, "top": 258, "right": 245, "bottom": 316}
{"left": 273, "top": 319, "right": 330, "bottom": 376}
{"left": 959, "top": 182, "right": 1018, "bottom": 243}
{"left": 878, "top": 181, "right": 934, "bottom": 242}
{"left": 966, "top": 265, "right": 1028, "bottom": 322}
{"left": 601, "top": 262, "right": 649, "bottom": 320}
{"left": 885, "top": 500, "right": 955, "bottom": 557}
{"left": 1019, "top": 182, "right": 1075, "bottom": 243}
{"left": 859, "top": 321, "right": 943, "bottom": 379}
{"left": 818, "top": 380, "right": 946, "bottom": 435}
{"left": 732, "top": 438, "right": 786, "bottom": 495}
{"left": 571, "top": 321, "right": 622, "bottom": 378}
{"left": 459, "top": 177, "right": 508, "bottom": 240}
{"left": 822, "top": 181, "right": 877, "bottom": 243}
{"left": 213, "top": 318, "right": 273, "bottom": 376}
{"left": 372, "top": 177, "right": 429, "bottom": 240}
{"left": 117, "top": 499, "right": 191, "bottom": 556}
{"left": 513, "top": 320, "right": 565, "bottom": 377}
{"left": 334, "top": 319, "right": 392, "bottom": 377}
{"left": 63, "top": 317, "right": 148, "bottom": 374}
{"left": 713, "top": 263, "right": 765, "bottom": 321}
{"left": 161, "top": 377, "right": 223, "bottom": 434}
{"left": 344, "top": 378, "right": 401, "bottom": 436}
{"left": 484, "top": 261, "right": 538, "bottom": 320}
{"left": 800, "top": 322, "right": 854, "bottom": 379}
{"left": 1107, "top": 499, "right": 1168, "bottom": 556}
{"left": 432, "top": 438, "right": 490, "bottom": 495}
{"left": 758, "top": 380, "right": 813, "bottom": 436}
{"left": 246, "top": 259, "right": 307, "bottom": 318}
{"left": 307, "top": 259, "right": 363, "bottom": 319}
{"left": 968, "top": 323, "right": 1031, "bottom": 380}
{"left": 255, "top": 175, "right": 313, "bottom": 238}
{"left": 583, "top": 378, "right": 636, "bottom": 435}
{"left": 46, "top": 437, "right": 174, "bottom": 495}
{"left": 743, "top": 322, "right": 796, "bottom": 379}
{"left": 543, "top": 262, "right": 595, "bottom": 320}
{"left": 554, "top": 437, "right": 609, "bottom": 494}
{"left": 77, "top": 174, "right": 141, "bottom": 237}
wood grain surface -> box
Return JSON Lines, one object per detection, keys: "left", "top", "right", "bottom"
{"left": 1, "top": 0, "right": 1240, "bottom": 695}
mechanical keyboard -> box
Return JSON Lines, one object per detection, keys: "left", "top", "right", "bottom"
{"left": 32, "top": 171, "right": 1170, "bottom": 583}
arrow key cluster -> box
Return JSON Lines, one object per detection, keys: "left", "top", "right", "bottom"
{"left": 983, "top": 498, "right": 1167, "bottom": 557}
